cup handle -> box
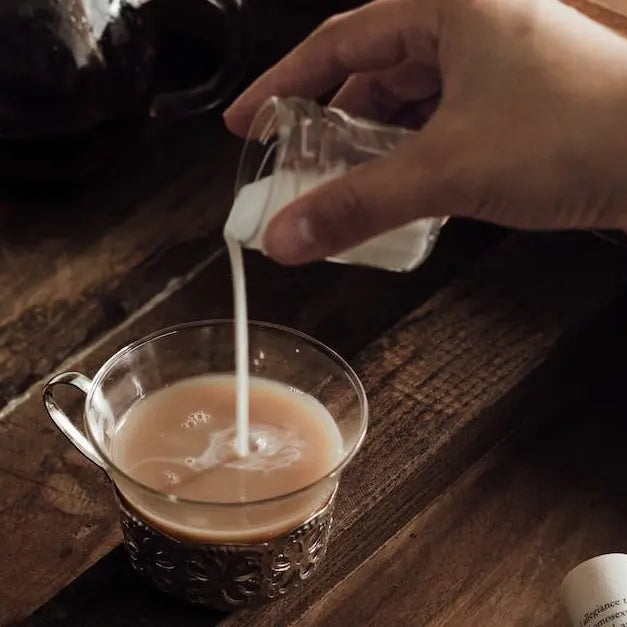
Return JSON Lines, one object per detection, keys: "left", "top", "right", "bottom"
{"left": 149, "top": 0, "right": 250, "bottom": 118}
{"left": 43, "top": 372, "right": 106, "bottom": 470}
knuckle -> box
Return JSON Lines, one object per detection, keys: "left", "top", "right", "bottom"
{"left": 313, "top": 13, "right": 348, "bottom": 42}
{"left": 313, "top": 10, "right": 360, "bottom": 54}
{"left": 319, "top": 12, "right": 351, "bottom": 33}
{"left": 340, "top": 178, "right": 372, "bottom": 235}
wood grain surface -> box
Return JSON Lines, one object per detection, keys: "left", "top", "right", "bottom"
{"left": 0, "top": 114, "right": 242, "bottom": 407}
{"left": 219, "top": 232, "right": 627, "bottom": 627}
{"left": 0, "top": 218, "right": 500, "bottom": 625}
{"left": 296, "top": 356, "right": 627, "bottom": 627}
{"left": 10, "top": 230, "right": 627, "bottom": 627}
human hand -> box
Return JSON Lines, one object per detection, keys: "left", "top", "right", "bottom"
{"left": 225, "top": 0, "right": 627, "bottom": 265}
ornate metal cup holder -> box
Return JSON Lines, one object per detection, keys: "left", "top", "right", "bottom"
{"left": 115, "top": 488, "right": 336, "bottom": 610}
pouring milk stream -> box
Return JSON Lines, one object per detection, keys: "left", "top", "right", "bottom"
{"left": 224, "top": 97, "right": 445, "bottom": 457}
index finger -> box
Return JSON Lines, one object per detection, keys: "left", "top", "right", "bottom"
{"left": 224, "top": 0, "right": 437, "bottom": 136}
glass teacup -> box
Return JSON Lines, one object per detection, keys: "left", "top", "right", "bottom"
{"left": 43, "top": 320, "right": 367, "bottom": 609}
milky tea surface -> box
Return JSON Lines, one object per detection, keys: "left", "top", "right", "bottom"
{"left": 112, "top": 374, "right": 343, "bottom": 505}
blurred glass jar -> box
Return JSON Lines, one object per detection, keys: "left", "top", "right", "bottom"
{"left": 0, "top": 0, "right": 249, "bottom": 181}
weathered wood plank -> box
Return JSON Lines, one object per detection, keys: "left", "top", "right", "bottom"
{"left": 14, "top": 546, "right": 227, "bottom": 627}
{"left": 0, "top": 219, "right": 499, "bottom": 625}
{"left": 13, "top": 230, "right": 627, "bottom": 627}
{"left": 0, "top": 114, "right": 241, "bottom": 407}
{"left": 294, "top": 342, "right": 627, "bottom": 627}
{"left": 220, "top": 232, "right": 627, "bottom": 627}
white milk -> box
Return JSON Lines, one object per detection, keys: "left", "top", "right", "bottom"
{"left": 225, "top": 168, "right": 440, "bottom": 272}
{"left": 224, "top": 167, "right": 438, "bottom": 458}
{"left": 224, "top": 233, "right": 250, "bottom": 457}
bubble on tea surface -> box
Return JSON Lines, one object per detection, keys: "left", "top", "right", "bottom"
{"left": 163, "top": 469, "right": 180, "bottom": 485}
{"left": 252, "top": 433, "right": 268, "bottom": 453}
{"left": 182, "top": 410, "right": 210, "bottom": 429}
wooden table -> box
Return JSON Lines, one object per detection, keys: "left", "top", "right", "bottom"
{"left": 3, "top": 3, "right": 627, "bottom": 620}
{"left": 0, "top": 110, "right": 626, "bottom": 627}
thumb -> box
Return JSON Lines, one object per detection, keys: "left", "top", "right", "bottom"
{"left": 263, "top": 111, "right": 468, "bottom": 265}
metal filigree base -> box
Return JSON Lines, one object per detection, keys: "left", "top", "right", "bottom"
{"left": 116, "top": 492, "right": 335, "bottom": 610}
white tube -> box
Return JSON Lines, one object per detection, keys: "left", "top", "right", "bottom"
{"left": 561, "top": 554, "right": 627, "bottom": 627}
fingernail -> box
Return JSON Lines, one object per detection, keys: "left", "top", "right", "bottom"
{"left": 223, "top": 99, "right": 247, "bottom": 134}
{"left": 263, "top": 212, "right": 318, "bottom": 265}
{"left": 223, "top": 106, "right": 236, "bottom": 129}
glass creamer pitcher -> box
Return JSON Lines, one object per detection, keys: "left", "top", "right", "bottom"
{"left": 225, "top": 96, "right": 446, "bottom": 272}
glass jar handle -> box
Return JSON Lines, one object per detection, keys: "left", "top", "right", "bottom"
{"left": 149, "top": 0, "right": 249, "bottom": 118}
{"left": 43, "top": 372, "right": 106, "bottom": 470}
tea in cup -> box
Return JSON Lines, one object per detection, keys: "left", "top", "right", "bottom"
{"left": 44, "top": 320, "right": 367, "bottom": 609}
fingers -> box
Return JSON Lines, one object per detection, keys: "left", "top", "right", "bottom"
{"left": 329, "top": 61, "right": 440, "bottom": 122}
{"left": 263, "top": 110, "right": 468, "bottom": 265}
{"left": 224, "top": 0, "right": 438, "bottom": 136}
{"left": 330, "top": 73, "right": 402, "bottom": 122}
